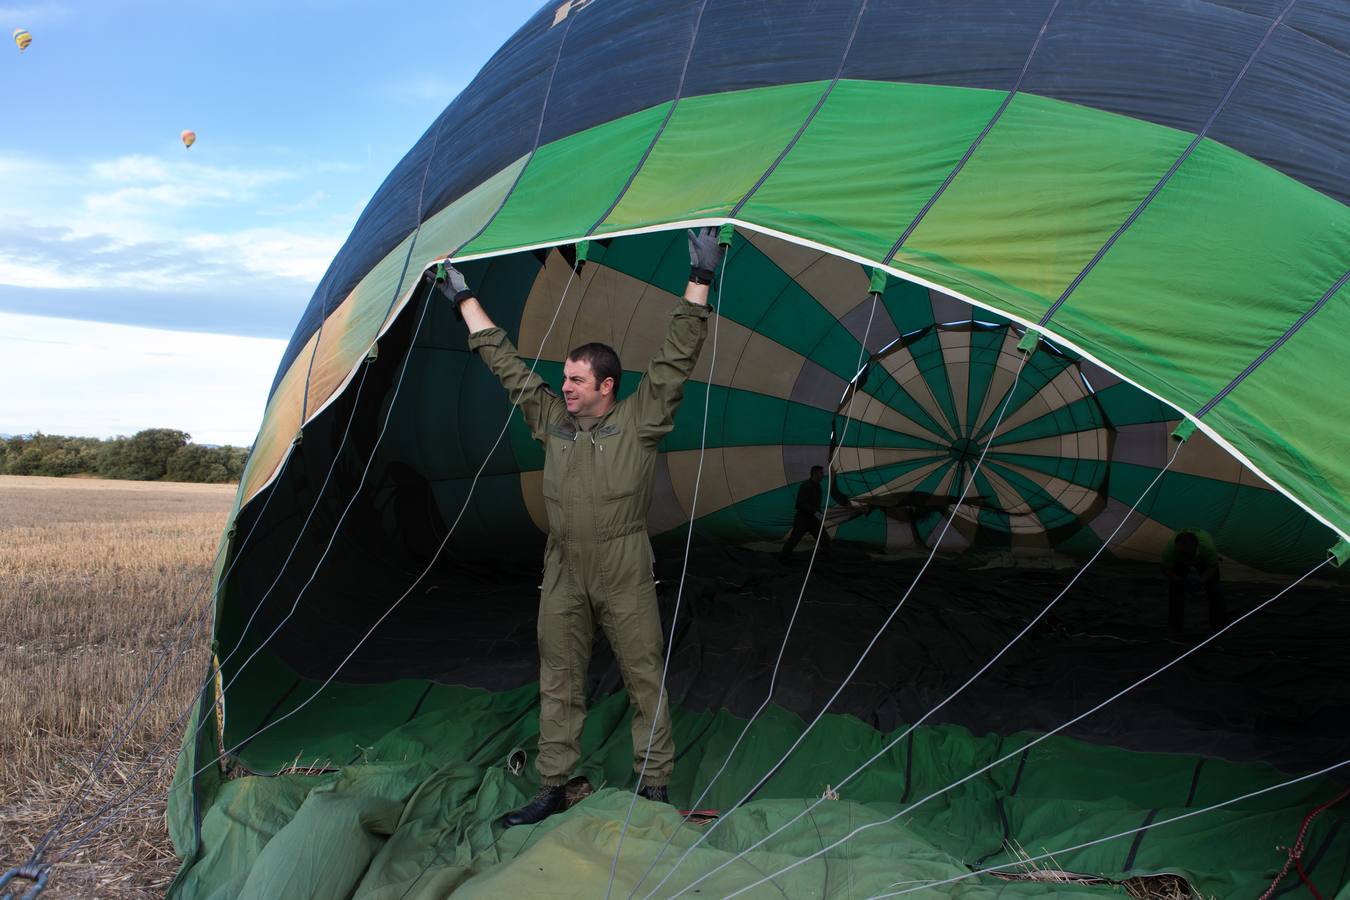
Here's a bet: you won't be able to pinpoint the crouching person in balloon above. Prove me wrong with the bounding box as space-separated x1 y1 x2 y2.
1162 528 1227 639
438 228 725 827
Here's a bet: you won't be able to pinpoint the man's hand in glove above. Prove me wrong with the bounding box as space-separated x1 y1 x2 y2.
435 263 495 333
687 226 726 286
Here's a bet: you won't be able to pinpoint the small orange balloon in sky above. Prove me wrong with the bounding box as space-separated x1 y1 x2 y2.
13 28 32 52
181 130 197 149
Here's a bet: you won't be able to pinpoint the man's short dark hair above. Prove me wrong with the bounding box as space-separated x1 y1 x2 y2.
810 465 825 476
567 342 622 392
1175 531 1199 551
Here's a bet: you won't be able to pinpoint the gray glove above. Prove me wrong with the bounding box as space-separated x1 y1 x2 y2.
434 263 475 320
441 264 473 301
687 227 725 285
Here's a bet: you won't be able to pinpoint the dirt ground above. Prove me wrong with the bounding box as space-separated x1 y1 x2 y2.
0 475 234 898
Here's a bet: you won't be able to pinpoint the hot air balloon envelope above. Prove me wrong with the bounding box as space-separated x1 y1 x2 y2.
180 130 196 149
168 3 1350 899
13 28 31 52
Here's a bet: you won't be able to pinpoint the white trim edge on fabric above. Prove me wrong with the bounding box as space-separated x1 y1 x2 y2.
241 215 1349 549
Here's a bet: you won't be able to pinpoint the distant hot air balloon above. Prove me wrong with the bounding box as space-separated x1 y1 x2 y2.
13 28 31 52
181 130 196 149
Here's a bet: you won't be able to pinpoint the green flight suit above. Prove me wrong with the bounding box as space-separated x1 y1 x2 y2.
467 298 710 787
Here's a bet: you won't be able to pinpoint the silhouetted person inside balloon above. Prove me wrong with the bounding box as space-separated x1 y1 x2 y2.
1162 528 1226 638
779 465 833 562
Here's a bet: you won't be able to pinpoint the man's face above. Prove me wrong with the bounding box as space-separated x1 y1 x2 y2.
562 357 613 417
810 468 825 483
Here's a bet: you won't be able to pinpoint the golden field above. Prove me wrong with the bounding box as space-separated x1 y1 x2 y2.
0 475 235 898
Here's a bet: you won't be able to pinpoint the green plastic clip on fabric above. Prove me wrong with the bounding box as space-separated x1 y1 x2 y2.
868 268 889 295
1017 327 1040 354
1172 419 1197 442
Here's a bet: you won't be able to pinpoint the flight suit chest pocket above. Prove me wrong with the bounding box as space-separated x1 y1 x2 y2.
542 424 577 501
593 424 636 500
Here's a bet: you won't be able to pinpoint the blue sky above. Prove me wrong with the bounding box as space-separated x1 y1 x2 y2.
0 0 544 443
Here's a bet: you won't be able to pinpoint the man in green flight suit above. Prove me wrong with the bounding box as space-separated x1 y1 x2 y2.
441 228 725 827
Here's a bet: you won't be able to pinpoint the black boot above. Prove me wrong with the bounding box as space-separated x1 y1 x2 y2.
638 783 669 804
501 785 566 827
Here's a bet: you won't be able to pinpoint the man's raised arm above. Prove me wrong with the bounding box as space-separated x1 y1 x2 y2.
441 264 562 440
633 227 726 442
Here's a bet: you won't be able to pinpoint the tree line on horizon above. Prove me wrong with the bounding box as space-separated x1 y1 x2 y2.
0 430 250 484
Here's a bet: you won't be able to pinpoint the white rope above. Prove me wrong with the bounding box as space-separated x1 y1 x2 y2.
624 288 882 899
184 261 579 783
36 103 455 863
79 334 388 837
30 537 230 861
29 377 327 861
48 360 391 859
605 246 733 899
644 347 1033 900
52 256 583 863
867 753 1350 898
666 436 1185 897
707 555 1333 900
189 360 380 717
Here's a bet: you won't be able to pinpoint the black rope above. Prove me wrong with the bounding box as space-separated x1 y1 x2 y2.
587 0 710 234
1038 0 1299 327
1010 746 1031 796
298 286 330 423
883 0 1061 264
729 0 870 218
1120 807 1159 871
1197 265 1350 417
1184 757 1206 808
900 731 915 803
452 13 577 257
974 797 1014 866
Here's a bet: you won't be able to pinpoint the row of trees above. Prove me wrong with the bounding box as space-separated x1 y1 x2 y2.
0 430 250 484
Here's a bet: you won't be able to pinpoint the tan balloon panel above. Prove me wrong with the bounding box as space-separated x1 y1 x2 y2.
972 333 1029 428
869 344 959 440
936 327 973 423
663 445 788 521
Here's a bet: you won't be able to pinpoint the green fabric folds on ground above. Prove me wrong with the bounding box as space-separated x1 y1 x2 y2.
172 685 1349 899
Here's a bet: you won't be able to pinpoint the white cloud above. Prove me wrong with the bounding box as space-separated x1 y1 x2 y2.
0 311 284 445
0 258 71 289
80 154 300 238
0 150 347 298
262 190 329 216
0 5 71 27
184 228 340 282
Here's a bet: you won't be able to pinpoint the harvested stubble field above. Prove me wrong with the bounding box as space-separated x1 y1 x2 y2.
0 475 234 898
